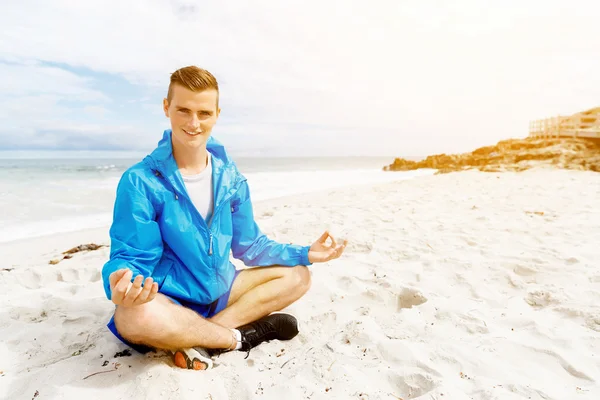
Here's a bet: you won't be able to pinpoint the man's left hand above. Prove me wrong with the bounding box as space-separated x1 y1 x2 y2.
308 231 348 264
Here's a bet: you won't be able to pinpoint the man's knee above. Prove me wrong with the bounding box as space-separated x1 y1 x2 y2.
113 300 159 343
290 265 311 294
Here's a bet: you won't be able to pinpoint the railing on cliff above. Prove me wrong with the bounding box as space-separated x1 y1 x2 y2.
529 108 600 138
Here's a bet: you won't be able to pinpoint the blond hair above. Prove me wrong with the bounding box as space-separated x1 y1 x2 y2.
167 66 219 105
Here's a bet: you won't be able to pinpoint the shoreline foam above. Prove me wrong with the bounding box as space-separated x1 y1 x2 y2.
0 168 435 244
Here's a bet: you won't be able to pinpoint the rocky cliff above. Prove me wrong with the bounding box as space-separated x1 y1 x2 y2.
384 137 600 174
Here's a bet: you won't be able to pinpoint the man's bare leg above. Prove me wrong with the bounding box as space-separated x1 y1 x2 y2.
209 265 312 329
113 294 236 351
113 265 311 351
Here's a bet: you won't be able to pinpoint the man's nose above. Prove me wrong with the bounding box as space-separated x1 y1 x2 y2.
188 114 200 129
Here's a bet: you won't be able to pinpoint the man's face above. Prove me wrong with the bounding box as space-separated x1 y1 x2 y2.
163 84 220 151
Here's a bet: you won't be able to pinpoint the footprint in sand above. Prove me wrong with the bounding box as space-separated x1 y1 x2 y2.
337 275 361 293
260 210 275 218
56 268 80 282
525 289 562 308
10 307 48 323
309 311 338 330
56 267 101 283
585 315 600 332
388 371 437 398
62 314 95 326
17 270 43 290
554 307 600 332
90 270 102 282
397 288 427 311
513 264 539 277
462 236 478 246
13 265 101 290
456 313 490 334
348 241 373 254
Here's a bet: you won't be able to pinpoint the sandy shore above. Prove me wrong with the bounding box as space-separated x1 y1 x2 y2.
1 167 599 400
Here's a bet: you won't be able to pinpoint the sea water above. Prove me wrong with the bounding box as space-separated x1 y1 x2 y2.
0 151 433 243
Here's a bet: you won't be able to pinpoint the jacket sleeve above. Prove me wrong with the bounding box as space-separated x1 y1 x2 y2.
230 180 312 267
101 171 164 300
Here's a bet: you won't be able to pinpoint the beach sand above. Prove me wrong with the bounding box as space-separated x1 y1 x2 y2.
1 167 599 399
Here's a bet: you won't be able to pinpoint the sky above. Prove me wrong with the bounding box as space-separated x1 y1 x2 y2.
0 0 598 157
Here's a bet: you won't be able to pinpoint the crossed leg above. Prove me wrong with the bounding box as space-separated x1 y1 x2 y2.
113 265 311 351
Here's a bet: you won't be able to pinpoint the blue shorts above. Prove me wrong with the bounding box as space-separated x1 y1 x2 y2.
107 269 241 354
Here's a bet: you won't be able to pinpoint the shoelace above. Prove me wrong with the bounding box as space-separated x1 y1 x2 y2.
239 321 274 359
212 320 278 360
241 339 252 359
207 340 253 359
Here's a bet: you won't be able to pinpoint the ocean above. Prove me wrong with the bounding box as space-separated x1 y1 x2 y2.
0 151 432 243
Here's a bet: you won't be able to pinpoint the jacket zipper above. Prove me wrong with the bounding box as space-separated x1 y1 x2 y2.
153 169 212 249
205 178 246 256
154 169 245 260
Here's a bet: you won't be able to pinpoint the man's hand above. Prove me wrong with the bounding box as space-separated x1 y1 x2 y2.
308 231 348 264
109 268 159 307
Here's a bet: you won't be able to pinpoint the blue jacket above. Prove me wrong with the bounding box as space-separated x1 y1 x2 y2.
102 130 311 304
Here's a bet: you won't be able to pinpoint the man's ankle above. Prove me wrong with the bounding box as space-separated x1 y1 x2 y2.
230 329 242 350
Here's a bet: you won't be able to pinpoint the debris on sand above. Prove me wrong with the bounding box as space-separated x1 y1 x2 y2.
114 349 132 358
62 243 106 255
49 243 106 265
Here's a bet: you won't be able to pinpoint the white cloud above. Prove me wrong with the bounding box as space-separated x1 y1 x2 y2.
0 117 149 150
83 105 110 118
0 0 599 155
0 63 108 100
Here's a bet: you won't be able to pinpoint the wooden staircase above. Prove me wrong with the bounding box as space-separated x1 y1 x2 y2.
529 107 600 138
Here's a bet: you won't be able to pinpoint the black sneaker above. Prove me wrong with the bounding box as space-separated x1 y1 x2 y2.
237 313 299 358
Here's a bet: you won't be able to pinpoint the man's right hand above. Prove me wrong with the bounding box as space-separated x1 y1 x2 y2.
109 268 159 307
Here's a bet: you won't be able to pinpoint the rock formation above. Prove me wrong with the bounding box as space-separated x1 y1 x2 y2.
384 137 600 174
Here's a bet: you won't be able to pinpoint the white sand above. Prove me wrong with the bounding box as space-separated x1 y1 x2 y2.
1 167 599 400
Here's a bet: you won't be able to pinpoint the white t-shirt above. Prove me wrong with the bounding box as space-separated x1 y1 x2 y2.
181 153 214 222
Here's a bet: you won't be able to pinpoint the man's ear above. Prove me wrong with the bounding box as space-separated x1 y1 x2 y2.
163 98 170 118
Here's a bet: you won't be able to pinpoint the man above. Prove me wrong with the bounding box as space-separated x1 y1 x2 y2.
102 66 347 370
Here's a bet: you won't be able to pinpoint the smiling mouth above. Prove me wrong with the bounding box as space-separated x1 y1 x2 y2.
183 129 202 136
